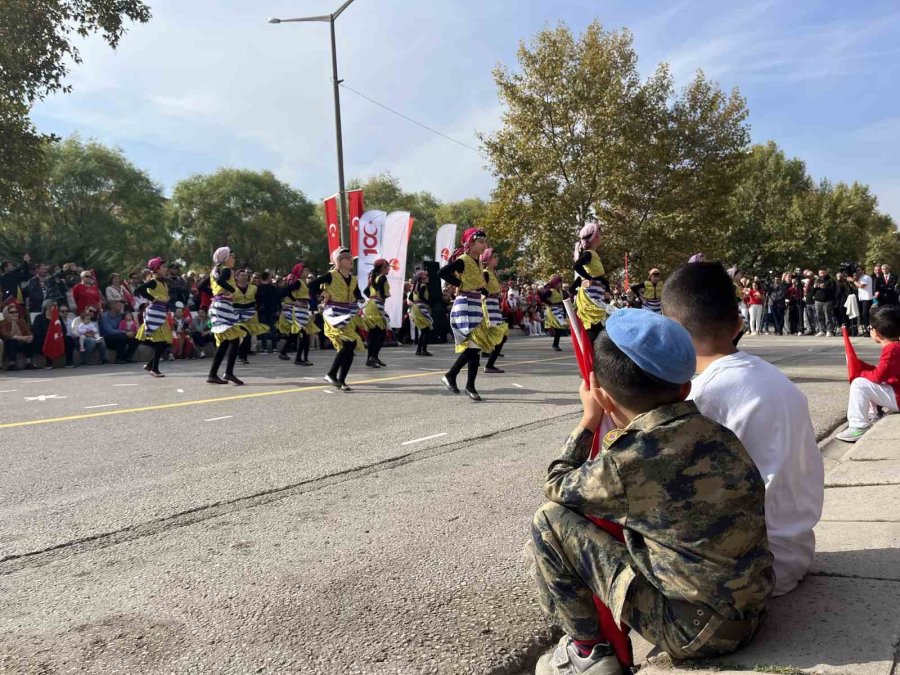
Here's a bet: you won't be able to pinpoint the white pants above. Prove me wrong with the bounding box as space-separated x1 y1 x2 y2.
847 378 899 429
749 305 763 334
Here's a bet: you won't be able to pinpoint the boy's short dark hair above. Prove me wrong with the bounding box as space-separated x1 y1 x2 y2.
871 305 900 339
662 262 738 340
593 332 683 412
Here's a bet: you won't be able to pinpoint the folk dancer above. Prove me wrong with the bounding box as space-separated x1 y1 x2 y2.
409 270 434 356
362 259 391 369
207 247 247 385
481 247 509 374
277 262 318 366
572 222 613 342
541 274 569 352
438 228 503 401
309 248 366 392
134 257 173 378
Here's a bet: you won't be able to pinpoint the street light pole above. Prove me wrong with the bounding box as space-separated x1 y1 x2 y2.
269 0 356 249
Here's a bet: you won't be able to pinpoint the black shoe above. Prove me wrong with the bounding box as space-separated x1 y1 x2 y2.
376 359 387 367
143 363 152 372
464 387 482 401
415 350 422 356
223 374 244 386
366 358 380 368
207 375 228 384
294 359 307 366
303 361 313 366
149 370 165 378
552 345 562 352
24 363 36 370
484 366 504 374
324 374 341 388
339 382 352 392
422 350 433 357
278 353 290 360
441 375 460 394
237 357 249 365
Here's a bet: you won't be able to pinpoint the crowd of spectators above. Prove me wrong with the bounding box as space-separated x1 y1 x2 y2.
0 254 897 372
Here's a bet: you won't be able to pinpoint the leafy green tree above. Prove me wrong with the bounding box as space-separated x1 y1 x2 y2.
0 0 151 207
171 169 323 273
481 21 750 279
0 136 167 278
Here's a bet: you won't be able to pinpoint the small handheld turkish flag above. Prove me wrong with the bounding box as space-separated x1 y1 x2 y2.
43 305 65 362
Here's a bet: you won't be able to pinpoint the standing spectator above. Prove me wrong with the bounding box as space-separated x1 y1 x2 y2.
835 272 853 333
856 264 875 335
24 263 55 323
803 270 818 335
787 276 804 335
31 299 75 368
256 271 280 354
0 303 36 370
747 281 766 335
873 264 884 291
875 264 898 306
105 273 135 310
166 263 189 309
813 268 837 337
99 300 139 363
0 254 32 306
73 306 109 365
769 275 787 336
72 271 103 315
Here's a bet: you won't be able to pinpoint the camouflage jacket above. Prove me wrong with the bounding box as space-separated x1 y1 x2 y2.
545 401 774 621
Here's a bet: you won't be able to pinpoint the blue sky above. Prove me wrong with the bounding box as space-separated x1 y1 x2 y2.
31 0 900 221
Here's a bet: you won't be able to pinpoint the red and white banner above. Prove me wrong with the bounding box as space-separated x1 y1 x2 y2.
324 194 341 256
382 211 414 329
435 223 457 268
347 190 364 258
357 209 387 290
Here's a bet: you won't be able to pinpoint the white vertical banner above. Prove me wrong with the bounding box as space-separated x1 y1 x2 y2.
382 210 414 329
356 210 387 292
435 223 457 269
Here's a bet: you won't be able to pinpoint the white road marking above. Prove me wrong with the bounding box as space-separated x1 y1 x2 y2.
401 432 447 446
112 383 138 387
19 378 51 383
84 403 118 409
177 389 184 393
323 389 335 395
204 415 233 422
512 383 525 389
0 389 18 394
416 368 441 372
303 377 316 381
24 394 67 401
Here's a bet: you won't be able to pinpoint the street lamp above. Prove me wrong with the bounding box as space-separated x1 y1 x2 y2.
268 0 356 248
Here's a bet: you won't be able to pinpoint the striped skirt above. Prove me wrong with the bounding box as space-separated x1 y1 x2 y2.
363 297 390 330
135 300 173 343
451 292 504 353
323 301 364 351
642 298 662 313
545 303 568 330
483 296 505 327
209 295 246 344
575 283 611 331
277 302 317 335
410 302 433 330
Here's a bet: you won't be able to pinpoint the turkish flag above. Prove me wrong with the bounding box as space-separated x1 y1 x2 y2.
324 194 341 256
43 305 65 362
347 190 365 258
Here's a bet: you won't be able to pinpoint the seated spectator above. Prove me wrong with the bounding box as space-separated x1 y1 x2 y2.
73 306 109 365
0 302 36 370
31 299 76 368
72 271 103 315
190 307 212 357
99 300 139 363
171 303 195 359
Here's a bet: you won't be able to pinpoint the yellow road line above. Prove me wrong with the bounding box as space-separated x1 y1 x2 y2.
0 355 574 430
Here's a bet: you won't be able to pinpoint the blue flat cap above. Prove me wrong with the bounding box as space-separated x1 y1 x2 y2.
605 309 696 384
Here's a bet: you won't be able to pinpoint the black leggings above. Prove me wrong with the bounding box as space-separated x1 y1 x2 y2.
239 333 252 359
416 328 430 352
296 332 311 363
368 327 385 362
328 341 356 382
145 341 167 373
280 334 297 356
486 336 507 369
553 329 564 349
447 347 480 390
210 338 239 378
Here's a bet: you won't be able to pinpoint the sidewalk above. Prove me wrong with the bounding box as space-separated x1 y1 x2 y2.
636 413 900 675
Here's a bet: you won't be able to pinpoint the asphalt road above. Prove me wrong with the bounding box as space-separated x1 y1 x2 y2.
0 332 882 674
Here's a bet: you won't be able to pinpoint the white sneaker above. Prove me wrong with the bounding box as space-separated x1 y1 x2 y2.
826 331 834 337
815 332 825 337
536 636 622 675
836 427 868 443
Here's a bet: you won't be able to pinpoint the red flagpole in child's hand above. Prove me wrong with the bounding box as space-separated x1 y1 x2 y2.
562 299 633 668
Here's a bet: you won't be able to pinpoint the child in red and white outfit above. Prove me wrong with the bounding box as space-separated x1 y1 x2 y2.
838 305 900 442
118 311 138 334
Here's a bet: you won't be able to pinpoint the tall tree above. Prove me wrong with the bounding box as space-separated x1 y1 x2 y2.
481 21 750 278
0 0 151 207
171 169 323 273
0 136 167 278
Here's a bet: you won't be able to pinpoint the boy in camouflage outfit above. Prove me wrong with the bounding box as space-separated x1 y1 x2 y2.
528 309 774 675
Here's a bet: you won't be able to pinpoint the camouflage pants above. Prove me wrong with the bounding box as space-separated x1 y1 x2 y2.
528 502 758 660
